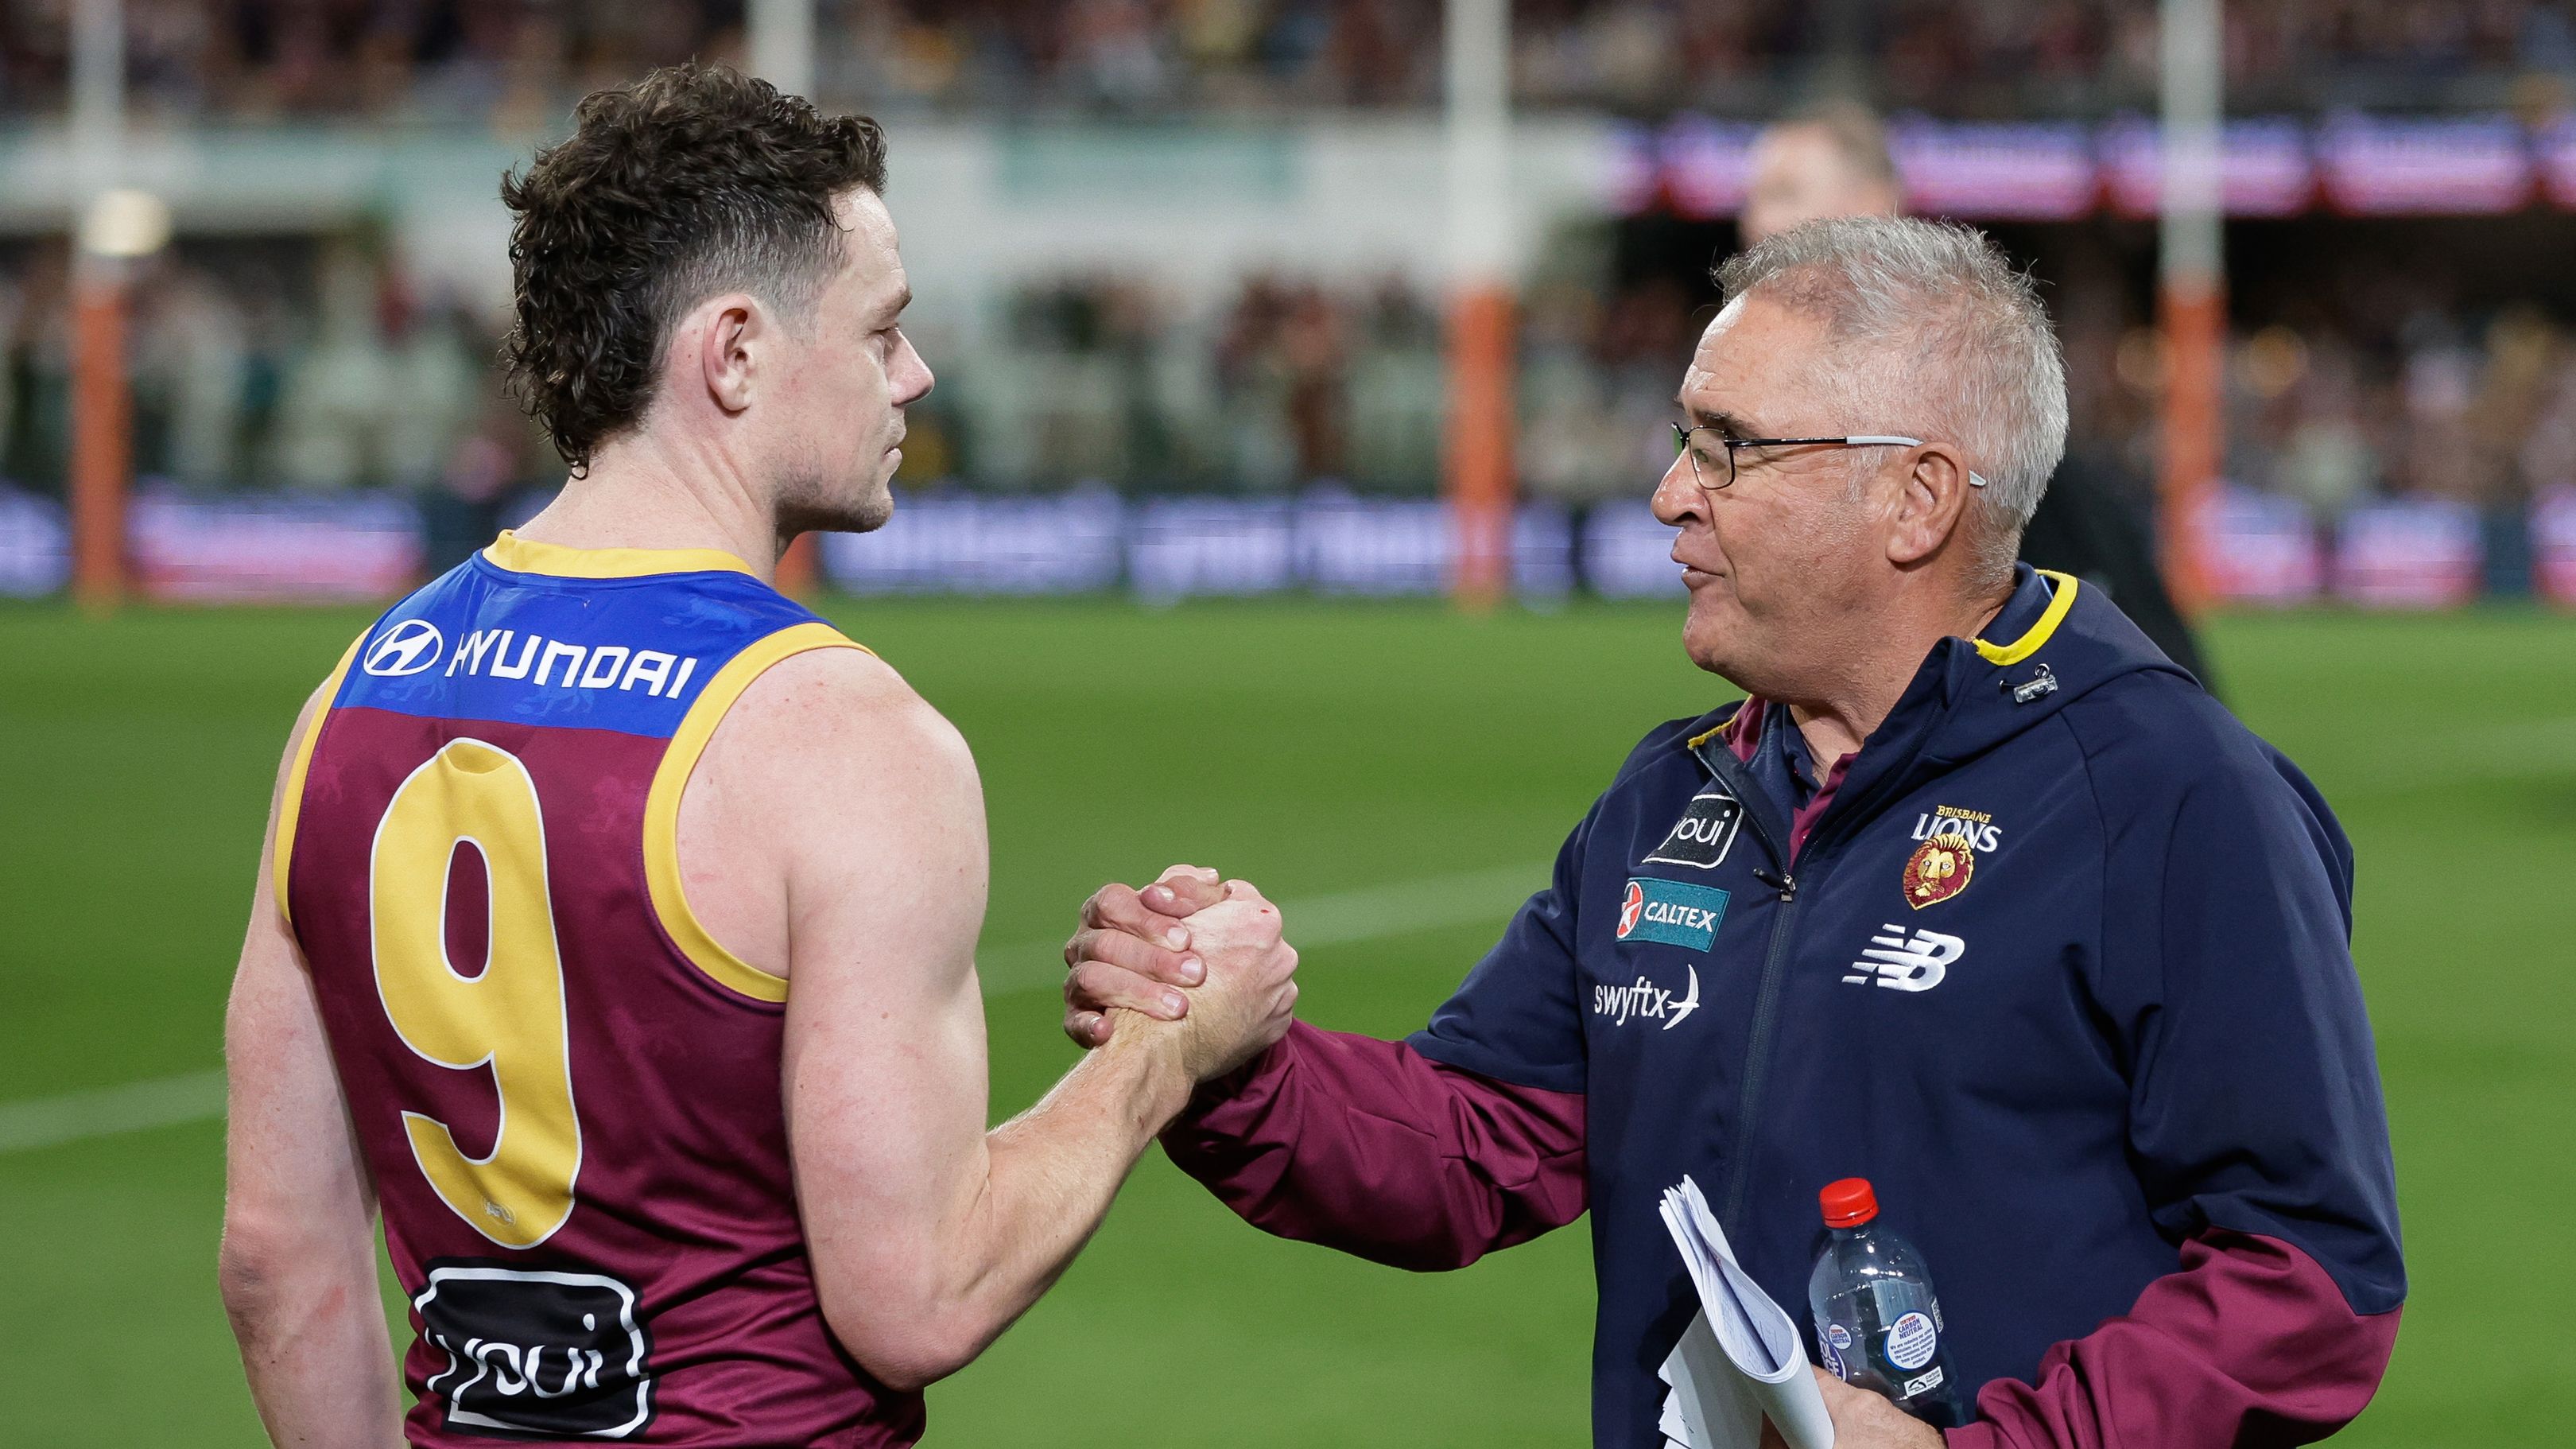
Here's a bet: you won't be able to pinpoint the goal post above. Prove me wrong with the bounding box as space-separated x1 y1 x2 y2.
1445 0 1515 612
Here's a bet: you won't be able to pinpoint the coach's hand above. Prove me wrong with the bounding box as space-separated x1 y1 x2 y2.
1063 864 1233 1047
1758 1368 1942 1449
1146 879 1300 1081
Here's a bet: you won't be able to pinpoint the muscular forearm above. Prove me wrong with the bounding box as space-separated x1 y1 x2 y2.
1947 1231 2399 1449
970 1020 1195 1299
221 1241 402 1447
1161 1021 1588 1270
852 1021 1193 1388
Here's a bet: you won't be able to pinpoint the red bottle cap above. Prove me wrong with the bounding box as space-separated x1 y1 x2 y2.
1820 1177 1879 1229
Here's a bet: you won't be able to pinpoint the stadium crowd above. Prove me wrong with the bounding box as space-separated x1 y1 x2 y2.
6 1 2576 121
0 231 2566 550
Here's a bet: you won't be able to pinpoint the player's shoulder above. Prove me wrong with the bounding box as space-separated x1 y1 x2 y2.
709 638 975 799
737 637 929 717
281 624 370 767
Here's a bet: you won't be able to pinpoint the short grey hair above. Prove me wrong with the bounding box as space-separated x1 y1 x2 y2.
1714 216 2067 581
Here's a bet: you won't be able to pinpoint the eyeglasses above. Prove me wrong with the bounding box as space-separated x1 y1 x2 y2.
1670 422 1989 492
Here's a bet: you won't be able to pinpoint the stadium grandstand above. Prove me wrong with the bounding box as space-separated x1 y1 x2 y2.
6 2 2576 118
4 2 2576 605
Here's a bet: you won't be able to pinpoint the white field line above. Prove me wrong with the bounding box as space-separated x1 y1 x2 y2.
0 864 1542 1156
2337 714 2576 794
976 861 1542 996
0 1069 229 1156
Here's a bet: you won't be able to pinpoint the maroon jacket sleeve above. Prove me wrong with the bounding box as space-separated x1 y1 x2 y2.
1946 1230 2401 1449
1158 1020 1588 1272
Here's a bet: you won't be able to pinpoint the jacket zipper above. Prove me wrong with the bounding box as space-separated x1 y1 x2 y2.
1693 744 1803 1235
1698 731 1927 1235
1723 870 1801 1233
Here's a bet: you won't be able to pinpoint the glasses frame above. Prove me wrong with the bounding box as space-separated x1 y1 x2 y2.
1670 422 1990 492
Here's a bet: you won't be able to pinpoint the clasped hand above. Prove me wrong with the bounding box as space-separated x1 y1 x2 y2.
1061 864 1299 1083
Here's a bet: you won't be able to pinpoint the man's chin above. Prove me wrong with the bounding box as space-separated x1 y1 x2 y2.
1680 597 1745 682
777 476 895 538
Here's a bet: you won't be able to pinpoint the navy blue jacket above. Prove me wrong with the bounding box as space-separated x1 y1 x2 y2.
1393 566 2407 1446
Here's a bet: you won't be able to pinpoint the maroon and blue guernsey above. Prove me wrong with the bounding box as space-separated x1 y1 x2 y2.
275 532 915 1446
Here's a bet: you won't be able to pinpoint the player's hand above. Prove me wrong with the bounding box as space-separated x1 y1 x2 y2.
1063 864 1232 1047
1770 1366 1943 1449
1151 879 1299 1082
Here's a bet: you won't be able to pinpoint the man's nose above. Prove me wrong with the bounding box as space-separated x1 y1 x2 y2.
1651 452 1704 528
894 334 935 405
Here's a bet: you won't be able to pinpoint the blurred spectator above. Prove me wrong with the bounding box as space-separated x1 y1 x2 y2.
1345 279 1445 490
1739 101 1902 245
0 245 73 496
132 265 250 488
0 234 517 507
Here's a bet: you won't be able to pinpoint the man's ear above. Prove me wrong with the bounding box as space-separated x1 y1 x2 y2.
1885 443 1976 567
694 293 763 415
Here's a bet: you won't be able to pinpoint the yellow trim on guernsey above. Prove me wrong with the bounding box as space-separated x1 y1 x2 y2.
642 621 875 1004
274 634 365 930
483 529 755 581
1972 569 2080 667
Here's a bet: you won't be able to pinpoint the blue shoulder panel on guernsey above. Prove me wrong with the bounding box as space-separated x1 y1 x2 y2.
333 550 830 740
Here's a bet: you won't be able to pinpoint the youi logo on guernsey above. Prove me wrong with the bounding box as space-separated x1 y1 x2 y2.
1615 878 1732 951
362 619 446 677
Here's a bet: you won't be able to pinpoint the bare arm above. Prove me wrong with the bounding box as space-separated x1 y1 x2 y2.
220 684 403 1447
709 651 1290 1391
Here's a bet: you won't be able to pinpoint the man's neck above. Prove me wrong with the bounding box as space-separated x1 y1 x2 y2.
1784 575 2019 771
512 433 782 585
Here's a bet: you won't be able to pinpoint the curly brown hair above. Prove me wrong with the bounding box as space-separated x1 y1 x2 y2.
499 64 888 472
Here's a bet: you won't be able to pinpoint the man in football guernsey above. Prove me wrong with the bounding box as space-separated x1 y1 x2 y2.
218 66 1298 1447
1065 220 2403 1448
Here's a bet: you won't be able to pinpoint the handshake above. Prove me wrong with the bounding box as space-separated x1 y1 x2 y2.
1058 865 1302 1085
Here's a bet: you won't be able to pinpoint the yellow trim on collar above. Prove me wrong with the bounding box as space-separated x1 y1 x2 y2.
642 622 875 1005
483 530 755 581
1685 701 1750 751
274 633 365 930
1973 570 2079 667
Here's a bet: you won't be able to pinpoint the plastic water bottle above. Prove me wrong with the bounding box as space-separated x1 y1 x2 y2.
1807 1178 1972 1428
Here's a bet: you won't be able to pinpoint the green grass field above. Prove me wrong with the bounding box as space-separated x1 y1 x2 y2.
1 598 2567 1445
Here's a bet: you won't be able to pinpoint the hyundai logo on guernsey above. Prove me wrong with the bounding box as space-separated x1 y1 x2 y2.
1614 877 1732 951
361 619 445 677
1845 926 1967 992
443 627 702 699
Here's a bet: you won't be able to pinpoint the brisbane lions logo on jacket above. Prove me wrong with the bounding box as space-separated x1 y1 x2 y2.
1901 806 1996 908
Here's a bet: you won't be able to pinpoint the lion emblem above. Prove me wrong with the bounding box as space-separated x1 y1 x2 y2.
1901 834 1975 909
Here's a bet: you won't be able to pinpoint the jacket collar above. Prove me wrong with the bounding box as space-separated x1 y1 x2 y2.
1680 565 2187 861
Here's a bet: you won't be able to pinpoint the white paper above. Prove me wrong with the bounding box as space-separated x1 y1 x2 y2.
1655 1175 1835 1449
